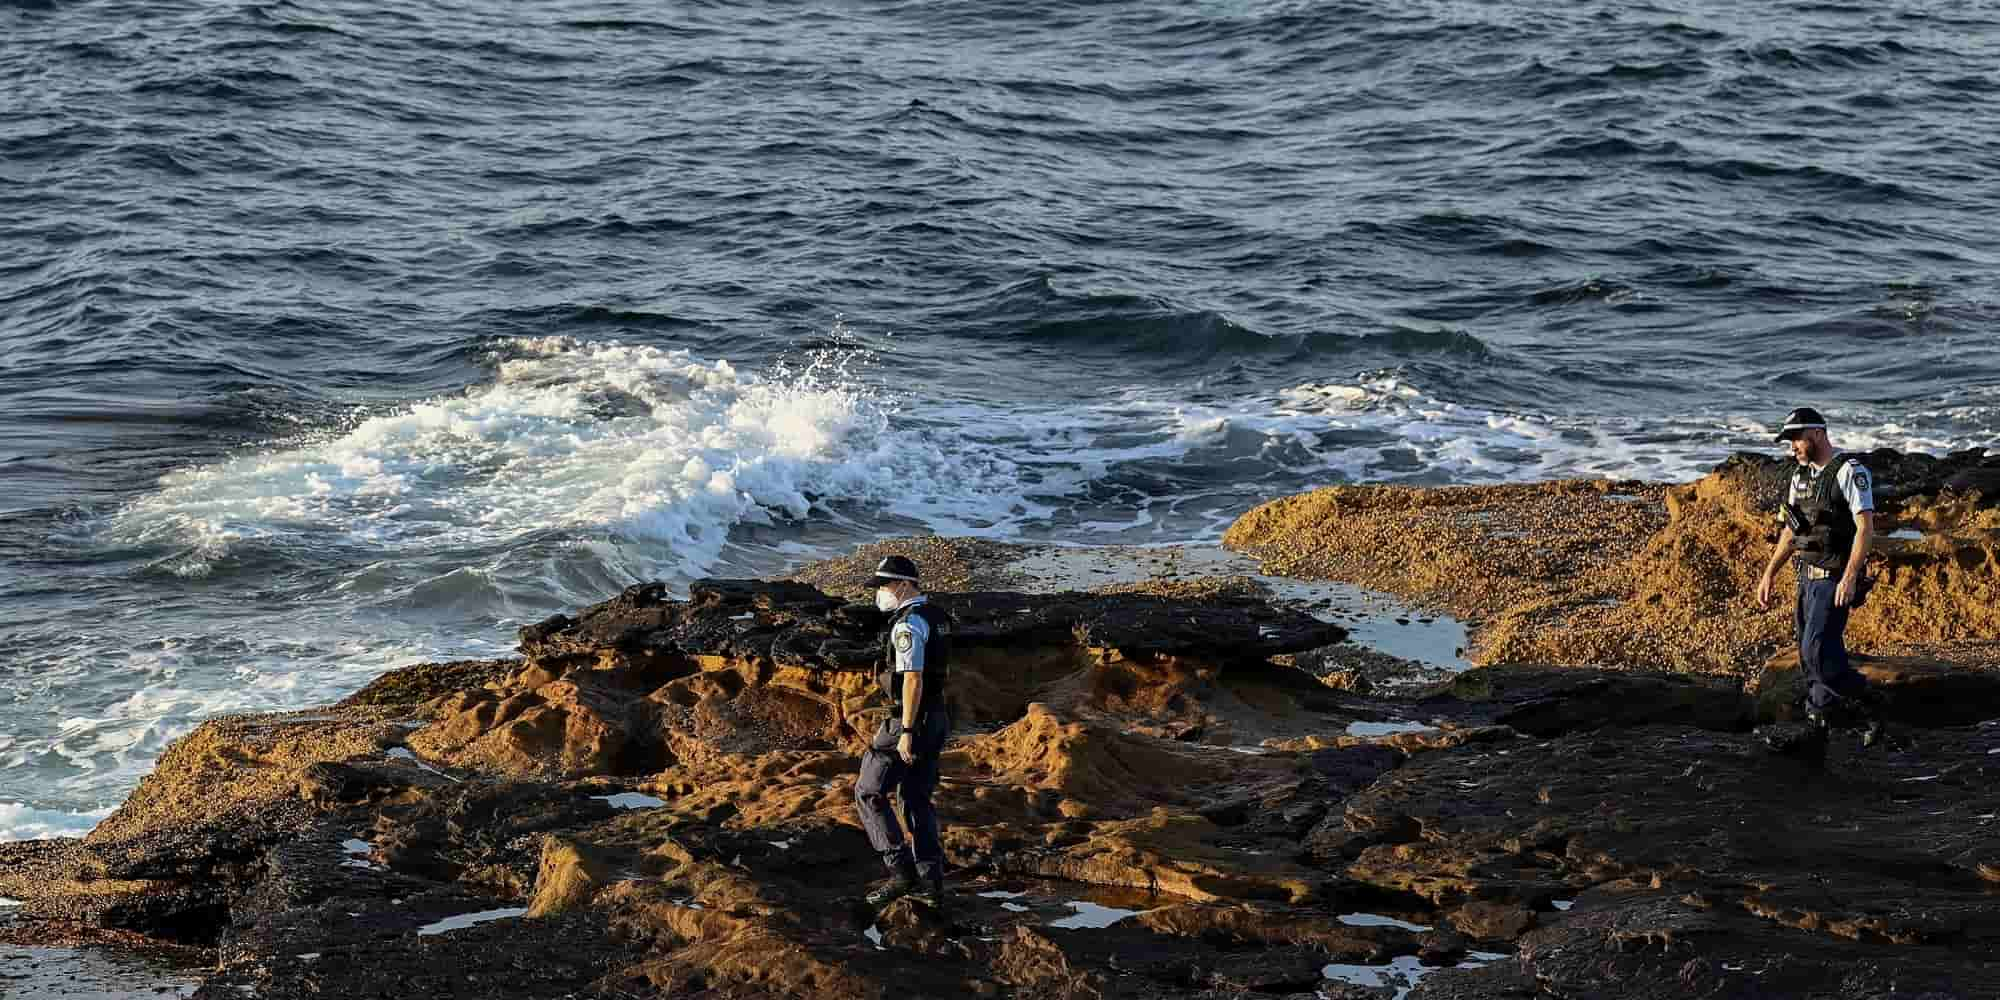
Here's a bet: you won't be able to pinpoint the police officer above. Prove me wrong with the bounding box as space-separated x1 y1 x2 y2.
1755 406 1885 755
854 555 953 907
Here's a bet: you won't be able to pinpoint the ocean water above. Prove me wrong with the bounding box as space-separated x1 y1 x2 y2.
3 0 1997 839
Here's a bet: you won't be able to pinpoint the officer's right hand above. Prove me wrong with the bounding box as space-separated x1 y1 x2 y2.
1755 572 1774 611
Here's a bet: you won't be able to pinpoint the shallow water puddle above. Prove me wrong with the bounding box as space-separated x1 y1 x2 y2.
1553 899 1575 911
594 792 666 809
1049 901 1145 929
1322 950 1512 999
976 884 1159 930
416 907 529 936
977 889 1036 912
1345 720 1439 738
1321 955 1427 994
0 945 204 999
385 746 462 783
1338 912 1432 931
863 924 884 950
1007 545 1473 671
340 837 379 870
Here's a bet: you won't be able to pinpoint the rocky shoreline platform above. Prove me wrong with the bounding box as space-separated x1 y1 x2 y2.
4 450 1998 999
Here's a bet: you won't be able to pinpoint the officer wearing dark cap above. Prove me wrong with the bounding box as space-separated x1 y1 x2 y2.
854 555 953 906
1755 407 1885 757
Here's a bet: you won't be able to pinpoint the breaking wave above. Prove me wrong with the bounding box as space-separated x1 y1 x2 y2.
104 335 1031 583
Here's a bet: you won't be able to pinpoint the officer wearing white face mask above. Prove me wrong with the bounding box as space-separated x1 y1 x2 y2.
853 555 954 907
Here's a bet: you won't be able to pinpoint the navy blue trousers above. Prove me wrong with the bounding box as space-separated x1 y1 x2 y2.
854 711 949 874
1796 575 1869 711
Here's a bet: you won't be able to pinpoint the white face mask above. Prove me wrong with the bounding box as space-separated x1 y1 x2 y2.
875 587 900 613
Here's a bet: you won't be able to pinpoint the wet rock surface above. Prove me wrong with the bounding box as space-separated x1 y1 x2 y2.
4 470 1998 999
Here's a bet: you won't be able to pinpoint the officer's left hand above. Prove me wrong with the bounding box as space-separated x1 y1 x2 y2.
1835 575 1857 608
897 730 916 764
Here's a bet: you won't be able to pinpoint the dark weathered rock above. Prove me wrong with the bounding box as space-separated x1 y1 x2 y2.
7 557 1997 999
519 577 1346 673
1431 665 1754 737
1508 886 1989 1000
1310 744 1406 795
1328 724 2000 995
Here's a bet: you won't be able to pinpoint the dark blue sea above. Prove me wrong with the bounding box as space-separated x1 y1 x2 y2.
2 0 1997 838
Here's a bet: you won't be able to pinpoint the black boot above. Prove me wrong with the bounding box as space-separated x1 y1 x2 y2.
866 854 921 907
1854 690 1892 749
1858 716 1886 749
1799 708 1831 771
916 861 946 909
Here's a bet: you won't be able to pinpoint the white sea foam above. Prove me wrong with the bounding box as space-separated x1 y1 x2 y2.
0 801 115 842
15 635 452 808
1010 374 1993 520
915 372 1816 542
106 336 1026 583
86 339 1991 591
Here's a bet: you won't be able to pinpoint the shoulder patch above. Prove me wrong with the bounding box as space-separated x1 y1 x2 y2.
893 630 914 653
1851 466 1871 490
